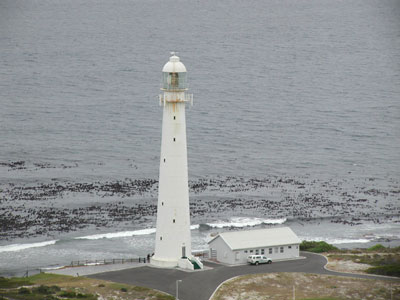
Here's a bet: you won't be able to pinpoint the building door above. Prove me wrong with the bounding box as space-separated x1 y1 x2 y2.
210 248 217 259
235 252 240 261
182 246 186 258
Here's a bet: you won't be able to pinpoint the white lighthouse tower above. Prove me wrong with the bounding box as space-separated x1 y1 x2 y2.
151 53 202 270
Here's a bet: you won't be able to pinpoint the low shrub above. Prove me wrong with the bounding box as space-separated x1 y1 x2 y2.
50 285 61 292
18 287 31 294
368 244 386 251
33 285 54 294
59 290 77 298
366 264 400 277
300 241 339 253
120 287 128 292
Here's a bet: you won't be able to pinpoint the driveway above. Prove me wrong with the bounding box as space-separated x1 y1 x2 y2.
89 252 398 300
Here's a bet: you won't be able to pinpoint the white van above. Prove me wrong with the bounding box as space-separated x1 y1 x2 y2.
247 255 272 265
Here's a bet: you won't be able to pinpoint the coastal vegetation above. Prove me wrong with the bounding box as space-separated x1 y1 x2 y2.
325 244 400 277
210 272 399 300
300 241 339 253
0 273 173 300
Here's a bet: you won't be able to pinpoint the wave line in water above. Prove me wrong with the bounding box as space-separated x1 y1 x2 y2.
302 237 371 244
0 240 58 253
75 228 157 240
75 225 201 240
205 217 287 228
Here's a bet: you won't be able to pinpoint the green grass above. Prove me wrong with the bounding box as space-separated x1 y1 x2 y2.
0 276 33 288
300 298 342 300
29 273 82 284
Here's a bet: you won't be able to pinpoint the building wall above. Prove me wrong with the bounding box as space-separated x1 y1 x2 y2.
209 237 300 265
209 237 236 265
240 244 300 263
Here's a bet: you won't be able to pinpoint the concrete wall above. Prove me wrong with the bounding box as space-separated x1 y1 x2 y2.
209 237 300 265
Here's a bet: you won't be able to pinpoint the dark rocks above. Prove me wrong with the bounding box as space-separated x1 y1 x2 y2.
0 175 398 241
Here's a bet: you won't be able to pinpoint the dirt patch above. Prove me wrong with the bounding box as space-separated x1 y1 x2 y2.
211 272 400 300
325 251 400 276
326 257 371 274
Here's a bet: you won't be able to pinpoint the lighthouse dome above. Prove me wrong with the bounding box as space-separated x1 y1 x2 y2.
162 53 188 90
162 54 187 73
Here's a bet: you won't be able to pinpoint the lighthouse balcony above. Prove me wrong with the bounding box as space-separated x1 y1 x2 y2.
159 93 193 106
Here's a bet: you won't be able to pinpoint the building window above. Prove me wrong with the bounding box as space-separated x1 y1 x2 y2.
288 245 292 249
280 247 284 253
250 250 253 253
255 249 259 255
244 250 248 253
269 248 272 254
173 138 176 142
164 158 166 162
160 236 162 241
162 202 164 206
173 219 175 223
261 249 265 255
173 116 176 120
274 247 278 253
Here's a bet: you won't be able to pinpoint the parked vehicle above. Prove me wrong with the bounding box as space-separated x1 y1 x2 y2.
247 255 272 265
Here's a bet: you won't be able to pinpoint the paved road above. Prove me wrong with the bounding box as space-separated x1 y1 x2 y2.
89 252 399 300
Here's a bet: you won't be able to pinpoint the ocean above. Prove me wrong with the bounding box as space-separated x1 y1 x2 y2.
0 0 399 276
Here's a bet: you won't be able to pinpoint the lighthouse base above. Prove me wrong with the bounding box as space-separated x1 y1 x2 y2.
151 256 203 270
150 256 179 268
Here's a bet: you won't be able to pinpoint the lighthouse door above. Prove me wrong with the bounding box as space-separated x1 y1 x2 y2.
182 246 186 258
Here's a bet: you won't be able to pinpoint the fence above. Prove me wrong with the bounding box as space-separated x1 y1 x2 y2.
69 257 148 267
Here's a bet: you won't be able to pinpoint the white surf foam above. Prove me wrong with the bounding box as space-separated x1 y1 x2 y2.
0 240 58 253
302 237 371 245
40 265 66 271
76 225 201 240
206 217 287 228
75 228 157 240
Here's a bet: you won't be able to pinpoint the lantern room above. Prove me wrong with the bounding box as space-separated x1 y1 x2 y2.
162 53 188 91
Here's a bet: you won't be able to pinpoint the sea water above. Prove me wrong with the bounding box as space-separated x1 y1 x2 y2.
0 0 399 276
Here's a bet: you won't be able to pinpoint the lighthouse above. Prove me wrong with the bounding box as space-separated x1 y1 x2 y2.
151 53 202 270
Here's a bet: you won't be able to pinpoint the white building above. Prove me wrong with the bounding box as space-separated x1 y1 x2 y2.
208 227 301 265
151 54 202 270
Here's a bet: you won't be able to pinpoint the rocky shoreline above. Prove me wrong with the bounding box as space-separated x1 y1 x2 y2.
1 169 399 241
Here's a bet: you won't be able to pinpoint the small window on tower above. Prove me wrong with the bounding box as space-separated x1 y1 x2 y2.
162 202 164 206
164 158 166 163
173 219 175 223
173 138 176 142
160 236 162 241
173 116 176 120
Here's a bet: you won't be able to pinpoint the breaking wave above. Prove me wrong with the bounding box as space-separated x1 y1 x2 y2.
75 228 157 240
302 237 371 245
204 217 287 229
75 224 201 240
0 240 58 253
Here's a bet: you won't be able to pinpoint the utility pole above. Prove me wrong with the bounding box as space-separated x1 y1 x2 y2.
176 279 182 300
